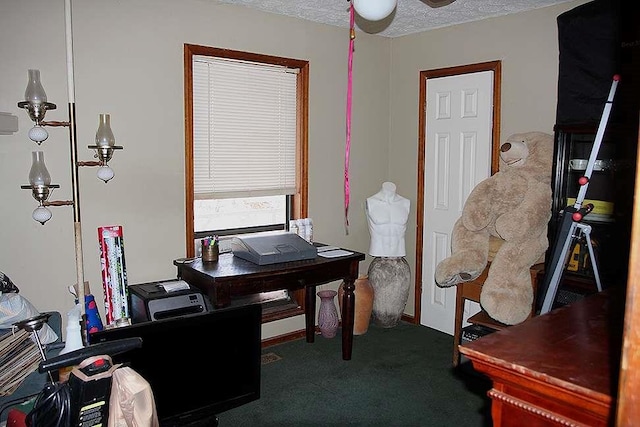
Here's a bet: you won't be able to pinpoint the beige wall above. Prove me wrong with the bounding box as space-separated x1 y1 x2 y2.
0 0 390 338
0 0 588 339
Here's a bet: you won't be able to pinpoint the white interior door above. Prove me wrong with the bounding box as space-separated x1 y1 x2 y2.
420 71 494 334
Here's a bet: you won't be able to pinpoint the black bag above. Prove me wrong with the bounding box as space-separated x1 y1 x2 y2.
555 0 621 126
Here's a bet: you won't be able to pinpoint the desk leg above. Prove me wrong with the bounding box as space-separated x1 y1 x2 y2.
305 285 316 343
341 278 355 361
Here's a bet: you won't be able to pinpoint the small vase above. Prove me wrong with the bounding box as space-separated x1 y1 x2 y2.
338 275 374 335
317 290 339 338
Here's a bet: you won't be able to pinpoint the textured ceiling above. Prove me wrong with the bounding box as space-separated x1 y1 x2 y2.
215 0 576 38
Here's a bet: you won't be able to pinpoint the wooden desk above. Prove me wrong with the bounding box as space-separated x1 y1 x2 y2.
174 248 365 360
459 288 624 426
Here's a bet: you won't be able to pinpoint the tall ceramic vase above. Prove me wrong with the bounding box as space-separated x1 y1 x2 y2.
338 275 375 335
368 257 411 328
317 290 339 338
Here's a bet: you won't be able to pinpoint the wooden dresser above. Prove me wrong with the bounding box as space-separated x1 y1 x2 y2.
459 288 624 426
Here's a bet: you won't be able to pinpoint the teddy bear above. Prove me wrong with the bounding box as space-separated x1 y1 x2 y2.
434 131 554 325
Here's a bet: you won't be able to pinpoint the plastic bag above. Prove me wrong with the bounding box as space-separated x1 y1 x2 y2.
108 366 159 427
0 293 58 344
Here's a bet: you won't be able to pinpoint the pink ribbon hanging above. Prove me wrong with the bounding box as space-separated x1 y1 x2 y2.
344 2 355 234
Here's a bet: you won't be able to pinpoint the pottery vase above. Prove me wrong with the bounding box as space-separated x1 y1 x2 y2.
368 257 411 328
338 275 374 335
317 290 339 338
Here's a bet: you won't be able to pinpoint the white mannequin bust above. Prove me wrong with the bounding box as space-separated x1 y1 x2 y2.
365 182 410 257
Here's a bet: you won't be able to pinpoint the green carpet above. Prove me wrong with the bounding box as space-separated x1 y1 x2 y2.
218 321 492 427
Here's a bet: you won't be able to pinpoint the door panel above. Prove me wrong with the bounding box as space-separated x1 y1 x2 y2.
420 71 494 334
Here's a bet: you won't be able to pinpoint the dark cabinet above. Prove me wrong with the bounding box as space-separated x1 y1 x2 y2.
544 124 637 306
544 0 640 310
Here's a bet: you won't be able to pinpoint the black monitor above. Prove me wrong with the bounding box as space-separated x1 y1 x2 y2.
89 303 262 426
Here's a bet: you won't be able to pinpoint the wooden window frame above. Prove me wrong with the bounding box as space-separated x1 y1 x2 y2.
183 44 310 322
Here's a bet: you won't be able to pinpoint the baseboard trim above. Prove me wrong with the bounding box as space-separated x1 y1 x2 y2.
261 313 417 348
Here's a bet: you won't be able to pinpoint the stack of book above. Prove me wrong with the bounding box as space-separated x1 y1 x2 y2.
0 329 41 396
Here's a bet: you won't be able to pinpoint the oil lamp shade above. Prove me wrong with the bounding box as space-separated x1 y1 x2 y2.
24 69 47 104
95 114 115 147
29 151 51 187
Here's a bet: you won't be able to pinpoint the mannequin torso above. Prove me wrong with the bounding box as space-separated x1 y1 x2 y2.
366 182 410 257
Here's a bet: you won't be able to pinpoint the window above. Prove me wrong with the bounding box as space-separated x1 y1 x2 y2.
184 44 309 258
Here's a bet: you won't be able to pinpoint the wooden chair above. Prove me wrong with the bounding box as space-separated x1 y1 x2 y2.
452 262 543 367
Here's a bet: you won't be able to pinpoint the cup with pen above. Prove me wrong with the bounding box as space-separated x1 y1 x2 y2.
201 235 219 263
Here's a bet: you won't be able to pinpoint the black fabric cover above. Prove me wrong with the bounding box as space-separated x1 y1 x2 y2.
555 0 621 126
0 271 19 293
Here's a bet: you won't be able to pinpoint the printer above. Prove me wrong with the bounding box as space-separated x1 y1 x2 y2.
128 280 209 323
231 231 317 265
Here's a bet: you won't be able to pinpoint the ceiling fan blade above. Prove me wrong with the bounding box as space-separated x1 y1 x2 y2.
421 0 457 8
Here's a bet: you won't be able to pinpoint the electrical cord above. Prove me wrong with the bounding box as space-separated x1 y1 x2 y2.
25 381 71 427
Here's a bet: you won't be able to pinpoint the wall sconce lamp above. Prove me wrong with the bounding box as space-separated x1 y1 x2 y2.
18 70 123 225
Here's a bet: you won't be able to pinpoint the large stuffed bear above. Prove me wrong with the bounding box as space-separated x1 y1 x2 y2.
435 131 554 325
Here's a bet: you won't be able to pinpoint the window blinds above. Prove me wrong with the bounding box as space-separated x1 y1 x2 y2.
192 55 298 199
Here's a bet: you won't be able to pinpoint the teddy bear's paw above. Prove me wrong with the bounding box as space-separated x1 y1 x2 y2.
480 286 531 326
435 274 461 287
435 260 482 287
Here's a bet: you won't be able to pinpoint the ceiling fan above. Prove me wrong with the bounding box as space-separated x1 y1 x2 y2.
421 0 458 7
352 0 457 21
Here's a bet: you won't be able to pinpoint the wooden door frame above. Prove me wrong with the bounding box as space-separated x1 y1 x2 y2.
413 60 502 324
616 118 640 423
